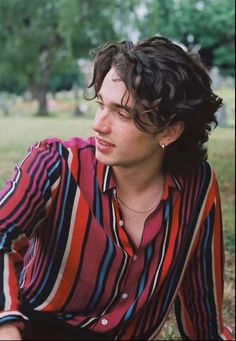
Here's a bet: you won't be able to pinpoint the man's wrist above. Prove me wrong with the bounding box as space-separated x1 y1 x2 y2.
0 323 22 340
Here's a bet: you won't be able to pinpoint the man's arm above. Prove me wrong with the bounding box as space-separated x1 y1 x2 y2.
174 172 233 340
0 324 22 340
0 140 62 332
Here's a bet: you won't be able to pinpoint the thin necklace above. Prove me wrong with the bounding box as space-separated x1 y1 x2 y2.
117 185 164 214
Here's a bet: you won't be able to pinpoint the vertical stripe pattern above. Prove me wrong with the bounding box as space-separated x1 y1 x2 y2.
0 137 233 339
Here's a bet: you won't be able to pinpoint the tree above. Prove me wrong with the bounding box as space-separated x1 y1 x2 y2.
137 0 235 76
0 0 144 115
0 0 78 115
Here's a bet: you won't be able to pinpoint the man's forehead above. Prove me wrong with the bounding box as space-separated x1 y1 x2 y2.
104 67 122 83
99 68 134 107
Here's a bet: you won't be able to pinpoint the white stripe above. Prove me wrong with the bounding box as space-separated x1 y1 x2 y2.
34 186 81 310
0 168 21 206
17 141 40 169
51 177 61 192
20 237 39 289
148 216 170 299
173 176 182 190
3 255 11 309
103 166 110 192
111 200 121 247
0 310 28 320
80 316 98 328
0 142 40 206
67 148 73 169
45 177 61 208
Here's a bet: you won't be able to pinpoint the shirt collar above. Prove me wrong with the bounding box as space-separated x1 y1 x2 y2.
97 162 183 195
162 173 183 200
97 162 116 193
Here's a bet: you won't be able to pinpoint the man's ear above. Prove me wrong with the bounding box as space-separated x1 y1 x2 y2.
159 121 185 147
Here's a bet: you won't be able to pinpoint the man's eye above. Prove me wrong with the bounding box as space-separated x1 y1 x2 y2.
117 111 131 120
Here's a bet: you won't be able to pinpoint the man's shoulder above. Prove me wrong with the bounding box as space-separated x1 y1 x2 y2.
181 160 215 180
175 161 216 193
32 136 95 155
27 137 96 170
37 136 94 149
63 136 95 151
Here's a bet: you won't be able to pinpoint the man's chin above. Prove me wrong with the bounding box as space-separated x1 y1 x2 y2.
95 153 114 166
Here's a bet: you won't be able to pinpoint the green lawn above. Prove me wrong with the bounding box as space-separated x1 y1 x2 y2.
0 116 235 339
0 116 93 186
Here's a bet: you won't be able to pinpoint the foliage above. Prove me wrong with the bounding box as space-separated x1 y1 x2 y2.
0 0 143 114
0 0 234 115
0 0 77 115
138 0 235 76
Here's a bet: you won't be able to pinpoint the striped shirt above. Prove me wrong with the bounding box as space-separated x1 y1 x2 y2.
0 137 233 340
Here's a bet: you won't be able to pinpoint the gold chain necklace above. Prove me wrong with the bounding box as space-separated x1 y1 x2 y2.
117 186 164 214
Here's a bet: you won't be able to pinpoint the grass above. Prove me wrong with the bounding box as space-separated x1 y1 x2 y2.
0 116 93 185
0 116 235 339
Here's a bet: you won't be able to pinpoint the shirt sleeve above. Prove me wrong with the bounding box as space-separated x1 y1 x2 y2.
0 139 62 329
174 169 233 340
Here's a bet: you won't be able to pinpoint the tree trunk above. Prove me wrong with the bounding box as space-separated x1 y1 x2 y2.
37 89 48 116
35 50 50 116
73 83 83 116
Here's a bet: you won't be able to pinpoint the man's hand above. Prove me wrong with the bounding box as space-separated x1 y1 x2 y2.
0 324 22 340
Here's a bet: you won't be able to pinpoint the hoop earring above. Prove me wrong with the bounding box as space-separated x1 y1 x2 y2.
161 143 165 150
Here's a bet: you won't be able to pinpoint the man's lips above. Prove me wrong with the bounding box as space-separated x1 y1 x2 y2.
96 137 116 147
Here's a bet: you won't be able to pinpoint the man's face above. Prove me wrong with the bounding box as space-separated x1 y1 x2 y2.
92 68 162 169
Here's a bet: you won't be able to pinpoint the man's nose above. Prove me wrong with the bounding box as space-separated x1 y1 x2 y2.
92 110 111 134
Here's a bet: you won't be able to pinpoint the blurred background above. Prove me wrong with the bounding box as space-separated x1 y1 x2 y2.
0 0 235 339
0 0 234 118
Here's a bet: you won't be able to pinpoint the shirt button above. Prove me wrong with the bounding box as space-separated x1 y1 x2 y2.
119 220 124 227
133 255 138 261
122 293 128 299
101 318 108 325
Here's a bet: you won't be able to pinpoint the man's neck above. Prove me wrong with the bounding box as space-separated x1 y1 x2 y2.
112 162 164 196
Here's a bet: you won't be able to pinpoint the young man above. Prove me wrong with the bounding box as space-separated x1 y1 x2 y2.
0 37 233 340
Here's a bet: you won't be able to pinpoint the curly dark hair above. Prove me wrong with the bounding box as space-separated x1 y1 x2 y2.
87 36 223 176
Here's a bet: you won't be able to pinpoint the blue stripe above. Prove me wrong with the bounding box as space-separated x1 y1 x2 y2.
30 171 72 304
87 239 114 310
0 315 25 324
137 245 153 295
124 244 154 321
95 181 101 224
42 160 61 196
42 179 50 196
48 159 61 176
202 214 213 335
0 225 16 249
164 201 170 220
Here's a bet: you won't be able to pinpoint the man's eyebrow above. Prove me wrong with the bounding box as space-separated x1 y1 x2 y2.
97 93 132 112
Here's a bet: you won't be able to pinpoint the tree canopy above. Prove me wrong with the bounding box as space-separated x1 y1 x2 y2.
138 0 235 74
0 0 234 115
